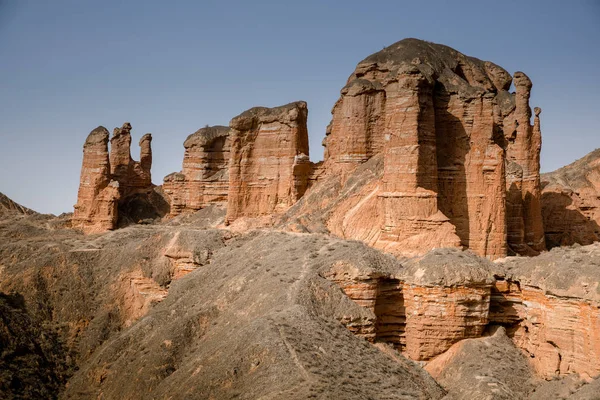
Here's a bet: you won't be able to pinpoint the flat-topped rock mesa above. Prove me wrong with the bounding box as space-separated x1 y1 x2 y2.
283 38 545 260
541 148 600 248
163 125 231 216
226 101 311 223
73 123 162 233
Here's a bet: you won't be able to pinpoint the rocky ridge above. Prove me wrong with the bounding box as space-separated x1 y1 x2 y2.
541 148 600 248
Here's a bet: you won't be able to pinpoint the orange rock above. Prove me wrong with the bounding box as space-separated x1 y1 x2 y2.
73 123 156 233
163 125 231 216
110 123 153 198
290 38 546 260
401 249 495 361
72 127 120 233
226 101 311 223
492 245 600 378
505 75 546 255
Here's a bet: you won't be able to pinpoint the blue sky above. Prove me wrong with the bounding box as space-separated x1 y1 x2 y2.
0 0 599 214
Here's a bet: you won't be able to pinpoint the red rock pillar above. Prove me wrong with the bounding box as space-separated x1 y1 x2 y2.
73 126 120 233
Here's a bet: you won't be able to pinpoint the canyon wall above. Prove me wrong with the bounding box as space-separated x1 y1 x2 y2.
73 123 156 233
226 101 311 223
327 243 600 379
491 245 600 378
163 125 231 216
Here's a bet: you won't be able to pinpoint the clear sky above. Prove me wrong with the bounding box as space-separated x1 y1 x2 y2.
0 0 599 214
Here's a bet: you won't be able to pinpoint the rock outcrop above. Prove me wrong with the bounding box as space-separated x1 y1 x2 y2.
491 244 600 379
226 101 311 224
72 127 120 233
282 38 545 260
324 248 495 362
505 79 546 256
73 123 158 233
401 249 495 361
163 125 231 216
541 148 600 248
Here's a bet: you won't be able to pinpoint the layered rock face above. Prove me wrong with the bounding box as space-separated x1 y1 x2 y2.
163 125 231 216
491 244 600 378
226 101 311 223
541 149 600 248
313 38 545 259
325 248 495 362
109 123 153 198
72 127 120 233
505 77 546 255
73 123 155 233
401 250 494 361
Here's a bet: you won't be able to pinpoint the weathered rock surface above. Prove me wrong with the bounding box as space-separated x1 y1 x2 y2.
401 249 495 360
72 126 120 233
505 81 546 256
226 101 311 224
163 125 231 216
283 38 545 260
491 244 600 379
541 149 600 248
73 123 164 233
425 326 537 399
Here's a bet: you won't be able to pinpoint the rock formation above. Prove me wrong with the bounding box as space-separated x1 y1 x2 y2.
73 123 156 233
541 148 600 248
401 249 495 361
324 248 495 362
491 244 600 379
109 123 153 198
163 125 231 216
226 101 311 223
505 77 546 256
72 126 120 233
278 38 548 260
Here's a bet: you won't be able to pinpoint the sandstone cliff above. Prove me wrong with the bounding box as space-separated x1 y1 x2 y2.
72 126 120 233
73 123 164 233
226 101 311 224
492 244 600 379
282 38 545 260
541 148 600 248
163 125 231 216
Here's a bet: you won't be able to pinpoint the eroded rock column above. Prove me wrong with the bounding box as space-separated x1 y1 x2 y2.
505 73 545 255
226 101 311 223
72 127 120 233
163 126 231 216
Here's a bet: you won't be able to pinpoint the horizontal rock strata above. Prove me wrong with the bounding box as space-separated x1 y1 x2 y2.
226 101 311 223
163 125 231 216
280 38 546 260
73 123 156 233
